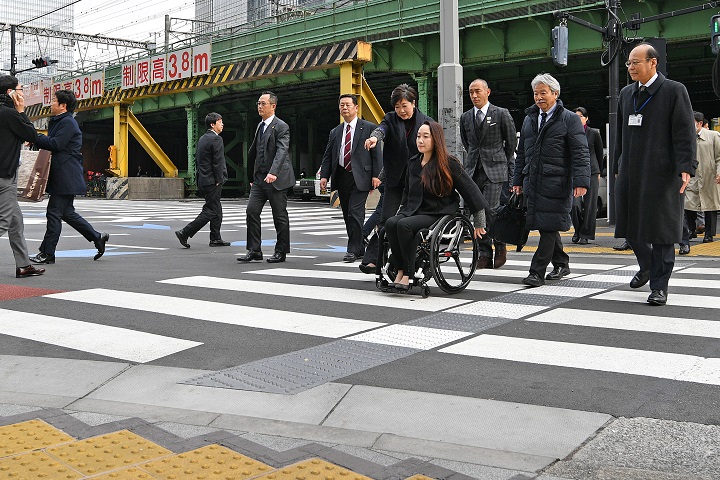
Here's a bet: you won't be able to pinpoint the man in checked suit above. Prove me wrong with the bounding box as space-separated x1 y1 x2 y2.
461 79 516 269
320 94 382 262
238 91 295 264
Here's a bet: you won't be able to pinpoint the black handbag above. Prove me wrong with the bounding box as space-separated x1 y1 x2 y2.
488 192 530 251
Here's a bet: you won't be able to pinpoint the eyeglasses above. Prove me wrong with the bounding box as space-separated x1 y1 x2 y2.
14 88 23 91
257 101 273 106
625 58 651 67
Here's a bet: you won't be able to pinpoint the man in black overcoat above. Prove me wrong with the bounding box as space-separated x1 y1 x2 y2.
613 43 696 306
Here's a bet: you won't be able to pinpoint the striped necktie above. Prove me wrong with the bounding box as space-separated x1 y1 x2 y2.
342 123 352 171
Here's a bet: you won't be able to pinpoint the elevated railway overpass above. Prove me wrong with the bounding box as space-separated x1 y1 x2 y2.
26 0 719 197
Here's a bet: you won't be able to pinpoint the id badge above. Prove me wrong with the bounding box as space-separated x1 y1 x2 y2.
628 114 643 127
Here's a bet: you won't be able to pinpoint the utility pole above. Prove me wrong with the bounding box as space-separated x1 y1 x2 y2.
437 0 463 159
10 24 16 76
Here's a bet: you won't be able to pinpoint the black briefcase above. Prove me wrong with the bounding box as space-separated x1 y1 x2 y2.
488 192 530 251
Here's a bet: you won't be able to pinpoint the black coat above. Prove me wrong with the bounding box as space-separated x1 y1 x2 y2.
34 112 87 196
374 109 433 187
513 100 590 231
195 129 227 188
613 73 696 244
0 97 37 179
399 154 487 218
586 126 603 176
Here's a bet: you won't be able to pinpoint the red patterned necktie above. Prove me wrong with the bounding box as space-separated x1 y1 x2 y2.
343 123 352 171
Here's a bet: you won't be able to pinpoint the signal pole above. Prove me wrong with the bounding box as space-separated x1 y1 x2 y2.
437 0 463 159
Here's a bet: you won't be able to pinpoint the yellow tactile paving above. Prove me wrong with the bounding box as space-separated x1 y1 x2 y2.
404 476 436 480
0 450 82 479
88 467 157 479
0 419 75 457
47 430 171 476
253 458 373 480
143 444 272 480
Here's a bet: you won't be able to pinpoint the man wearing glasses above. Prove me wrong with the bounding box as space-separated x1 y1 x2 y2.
613 43 696 306
238 91 294 263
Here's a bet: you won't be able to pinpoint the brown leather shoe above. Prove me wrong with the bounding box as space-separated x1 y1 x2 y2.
476 256 493 269
493 244 507 269
16 265 45 278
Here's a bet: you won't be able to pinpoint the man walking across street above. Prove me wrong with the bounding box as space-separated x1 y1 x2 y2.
30 89 109 264
613 43 696 306
176 112 230 248
320 94 381 262
0 75 45 278
238 91 294 264
460 78 516 269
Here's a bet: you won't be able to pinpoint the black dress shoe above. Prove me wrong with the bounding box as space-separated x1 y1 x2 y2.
394 283 410 292
522 272 545 287
613 241 632 251
577 238 589 245
29 252 55 264
209 239 231 247
630 270 650 289
16 265 45 278
359 263 376 274
343 253 358 262
679 244 690 255
267 252 286 263
703 236 714 243
647 289 667 306
94 233 109 260
175 230 190 248
546 266 571 280
571 233 579 243
237 250 263 262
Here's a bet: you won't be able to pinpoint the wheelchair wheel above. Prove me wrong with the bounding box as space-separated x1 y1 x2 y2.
429 214 478 293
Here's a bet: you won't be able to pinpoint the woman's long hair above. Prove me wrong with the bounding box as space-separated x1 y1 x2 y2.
421 121 454 197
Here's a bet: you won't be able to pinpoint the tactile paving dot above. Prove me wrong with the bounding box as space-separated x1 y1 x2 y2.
348 324 471 350
0 419 75 456
47 430 171 476
252 457 372 480
0 450 81 479
143 444 272 479
88 467 156 479
447 301 547 319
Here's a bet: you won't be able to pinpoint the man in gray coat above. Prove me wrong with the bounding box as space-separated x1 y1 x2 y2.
614 43 696 306
513 73 590 287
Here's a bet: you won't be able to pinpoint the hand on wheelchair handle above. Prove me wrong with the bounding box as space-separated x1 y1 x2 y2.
473 227 485 239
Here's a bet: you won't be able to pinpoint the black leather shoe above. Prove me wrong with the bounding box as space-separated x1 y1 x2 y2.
679 244 690 255
343 253 358 263
175 230 190 248
29 253 55 264
522 272 545 287
571 233 579 243
16 265 45 278
359 263 376 274
394 283 410 293
647 289 667 306
237 251 263 262
546 266 571 280
703 236 714 243
209 239 231 247
613 241 632 251
267 252 286 263
577 238 589 245
94 233 109 260
630 270 650 289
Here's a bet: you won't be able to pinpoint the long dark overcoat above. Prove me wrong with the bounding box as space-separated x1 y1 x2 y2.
613 73 696 244
513 100 590 231
34 112 87 196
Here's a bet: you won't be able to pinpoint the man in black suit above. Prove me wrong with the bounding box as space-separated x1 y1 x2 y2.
320 94 381 262
175 112 229 248
238 91 294 264
460 79 516 269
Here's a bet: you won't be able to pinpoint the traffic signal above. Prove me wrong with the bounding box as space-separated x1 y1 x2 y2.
30 56 56 68
712 15 720 55
552 25 569 67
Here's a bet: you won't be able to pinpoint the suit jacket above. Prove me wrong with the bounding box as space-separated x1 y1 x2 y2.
34 112 86 196
460 103 516 183
196 129 227 188
320 118 381 191
247 116 294 190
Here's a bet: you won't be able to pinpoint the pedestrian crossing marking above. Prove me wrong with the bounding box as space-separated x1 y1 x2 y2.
45 288 385 338
0 308 201 363
592 290 720 309
347 325 472 349
447 301 548 318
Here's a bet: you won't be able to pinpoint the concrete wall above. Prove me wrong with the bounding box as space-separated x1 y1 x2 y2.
106 177 185 200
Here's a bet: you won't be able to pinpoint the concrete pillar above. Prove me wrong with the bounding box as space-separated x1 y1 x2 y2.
437 0 463 159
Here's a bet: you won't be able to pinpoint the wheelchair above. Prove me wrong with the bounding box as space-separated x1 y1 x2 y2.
375 211 479 298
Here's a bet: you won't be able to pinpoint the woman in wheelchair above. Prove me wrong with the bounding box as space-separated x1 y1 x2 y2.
384 121 488 292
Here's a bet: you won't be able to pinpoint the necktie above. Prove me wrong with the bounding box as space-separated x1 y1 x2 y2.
256 122 265 143
539 112 547 132
342 123 352 171
637 85 649 105
476 109 484 133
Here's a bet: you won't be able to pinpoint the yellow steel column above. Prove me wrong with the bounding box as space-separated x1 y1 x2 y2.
111 103 129 177
339 52 384 125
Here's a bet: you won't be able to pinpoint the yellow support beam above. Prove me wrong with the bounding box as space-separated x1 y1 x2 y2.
339 61 384 125
110 104 129 177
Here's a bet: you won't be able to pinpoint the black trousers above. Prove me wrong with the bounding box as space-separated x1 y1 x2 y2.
336 167 368 256
40 194 100 257
681 210 717 244
363 182 404 266
473 167 504 259
246 178 290 254
627 240 674 292
529 230 569 277
385 214 441 275
182 184 223 241
571 175 599 240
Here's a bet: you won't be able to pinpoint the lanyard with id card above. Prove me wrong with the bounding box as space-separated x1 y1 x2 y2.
630 90 653 127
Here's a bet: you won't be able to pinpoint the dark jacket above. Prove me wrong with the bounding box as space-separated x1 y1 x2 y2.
373 109 433 187
247 116 295 191
0 95 37 179
513 99 591 231
321 118 381 191
613 73 696 244
196 129 227 188
399 154 487 218
460 103 516 183
586 126 603 176
34 112 86 196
